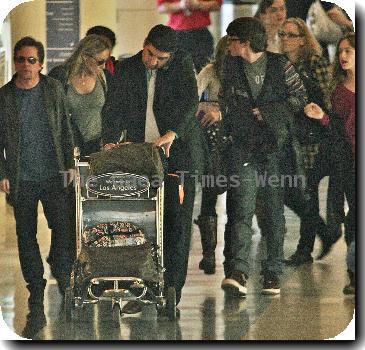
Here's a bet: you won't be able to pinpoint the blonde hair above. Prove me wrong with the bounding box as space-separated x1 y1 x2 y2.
64 34 111 78
283 17 322 61
212 36 230 82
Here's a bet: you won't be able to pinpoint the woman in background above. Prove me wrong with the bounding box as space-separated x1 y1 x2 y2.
277 17 334 266
304 32 355 293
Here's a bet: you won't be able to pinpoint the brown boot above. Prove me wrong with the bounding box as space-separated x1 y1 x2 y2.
195 216 217 274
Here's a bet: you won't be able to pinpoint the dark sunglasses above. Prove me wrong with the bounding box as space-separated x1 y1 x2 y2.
278 31 303 39
15 56 39 64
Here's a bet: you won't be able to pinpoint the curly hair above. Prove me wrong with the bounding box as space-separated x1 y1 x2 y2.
331 32 355 89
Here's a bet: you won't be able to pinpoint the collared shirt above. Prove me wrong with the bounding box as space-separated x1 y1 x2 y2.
145 69 161 142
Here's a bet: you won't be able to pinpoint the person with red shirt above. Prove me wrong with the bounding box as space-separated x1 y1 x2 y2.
157 0 222 72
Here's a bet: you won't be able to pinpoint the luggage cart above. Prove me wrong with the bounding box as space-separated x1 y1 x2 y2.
64 147 177 322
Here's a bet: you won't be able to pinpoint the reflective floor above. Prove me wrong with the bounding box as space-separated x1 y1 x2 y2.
0 177 355 340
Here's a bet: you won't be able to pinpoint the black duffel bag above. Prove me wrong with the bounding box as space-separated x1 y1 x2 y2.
89 143 166 184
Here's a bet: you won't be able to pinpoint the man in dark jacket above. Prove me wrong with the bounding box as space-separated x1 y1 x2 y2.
102 25 206 314
0 37 74 338
219 17 307 297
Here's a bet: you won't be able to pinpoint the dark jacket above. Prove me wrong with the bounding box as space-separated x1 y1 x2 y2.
220 52 307 166
0 74 74 204
102 49 207 174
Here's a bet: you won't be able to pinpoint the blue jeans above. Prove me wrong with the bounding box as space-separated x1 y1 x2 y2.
224 152 285 278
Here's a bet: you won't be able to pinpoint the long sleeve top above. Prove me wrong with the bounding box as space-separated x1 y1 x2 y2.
321 83 355 153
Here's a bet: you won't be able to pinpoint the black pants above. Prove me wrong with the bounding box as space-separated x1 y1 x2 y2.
13 177 71 290
175 27 214 73
257 142 348 255
163 174 195 304
296 143 351 253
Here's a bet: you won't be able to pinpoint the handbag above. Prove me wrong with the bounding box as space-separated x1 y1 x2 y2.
197 102 227 152
307 0 344 45
197 102 228 195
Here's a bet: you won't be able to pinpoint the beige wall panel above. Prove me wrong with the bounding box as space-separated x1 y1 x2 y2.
116 0 167 57
8 0 221 71
10 0 46 70
80 0 119 54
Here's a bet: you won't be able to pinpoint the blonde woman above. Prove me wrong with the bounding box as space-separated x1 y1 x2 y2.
48 34 111 268
280 17 331 109
277 18 336 266
49 34 111 155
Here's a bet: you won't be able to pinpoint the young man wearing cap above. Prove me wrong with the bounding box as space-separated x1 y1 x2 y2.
102 24 206 314
219 17 307 296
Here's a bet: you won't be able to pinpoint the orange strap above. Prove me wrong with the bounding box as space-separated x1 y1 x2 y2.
167 173 185 205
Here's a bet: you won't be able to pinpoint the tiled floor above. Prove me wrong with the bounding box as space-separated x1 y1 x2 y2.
0 177 355 340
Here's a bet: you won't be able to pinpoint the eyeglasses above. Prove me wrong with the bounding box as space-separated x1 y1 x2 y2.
278 32 303 39
92 57 108 66
15 56 39 64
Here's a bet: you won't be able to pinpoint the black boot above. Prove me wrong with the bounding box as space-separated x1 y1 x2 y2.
317 231 342 260
194 216 217 274
22 285 46 339
343 270 355 295
284 251 313 266
22 308 47 339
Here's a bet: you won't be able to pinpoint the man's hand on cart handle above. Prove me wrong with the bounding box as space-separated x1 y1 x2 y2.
154 131 177 158
67 169 76 186
0 178 10 194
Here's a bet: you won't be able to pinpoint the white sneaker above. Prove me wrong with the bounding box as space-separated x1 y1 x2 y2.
221 271 247 297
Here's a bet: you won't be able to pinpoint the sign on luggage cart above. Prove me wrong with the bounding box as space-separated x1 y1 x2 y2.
86 173 150 198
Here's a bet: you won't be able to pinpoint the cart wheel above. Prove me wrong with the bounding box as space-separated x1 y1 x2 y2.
166 287 176 320
64 287 74 322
